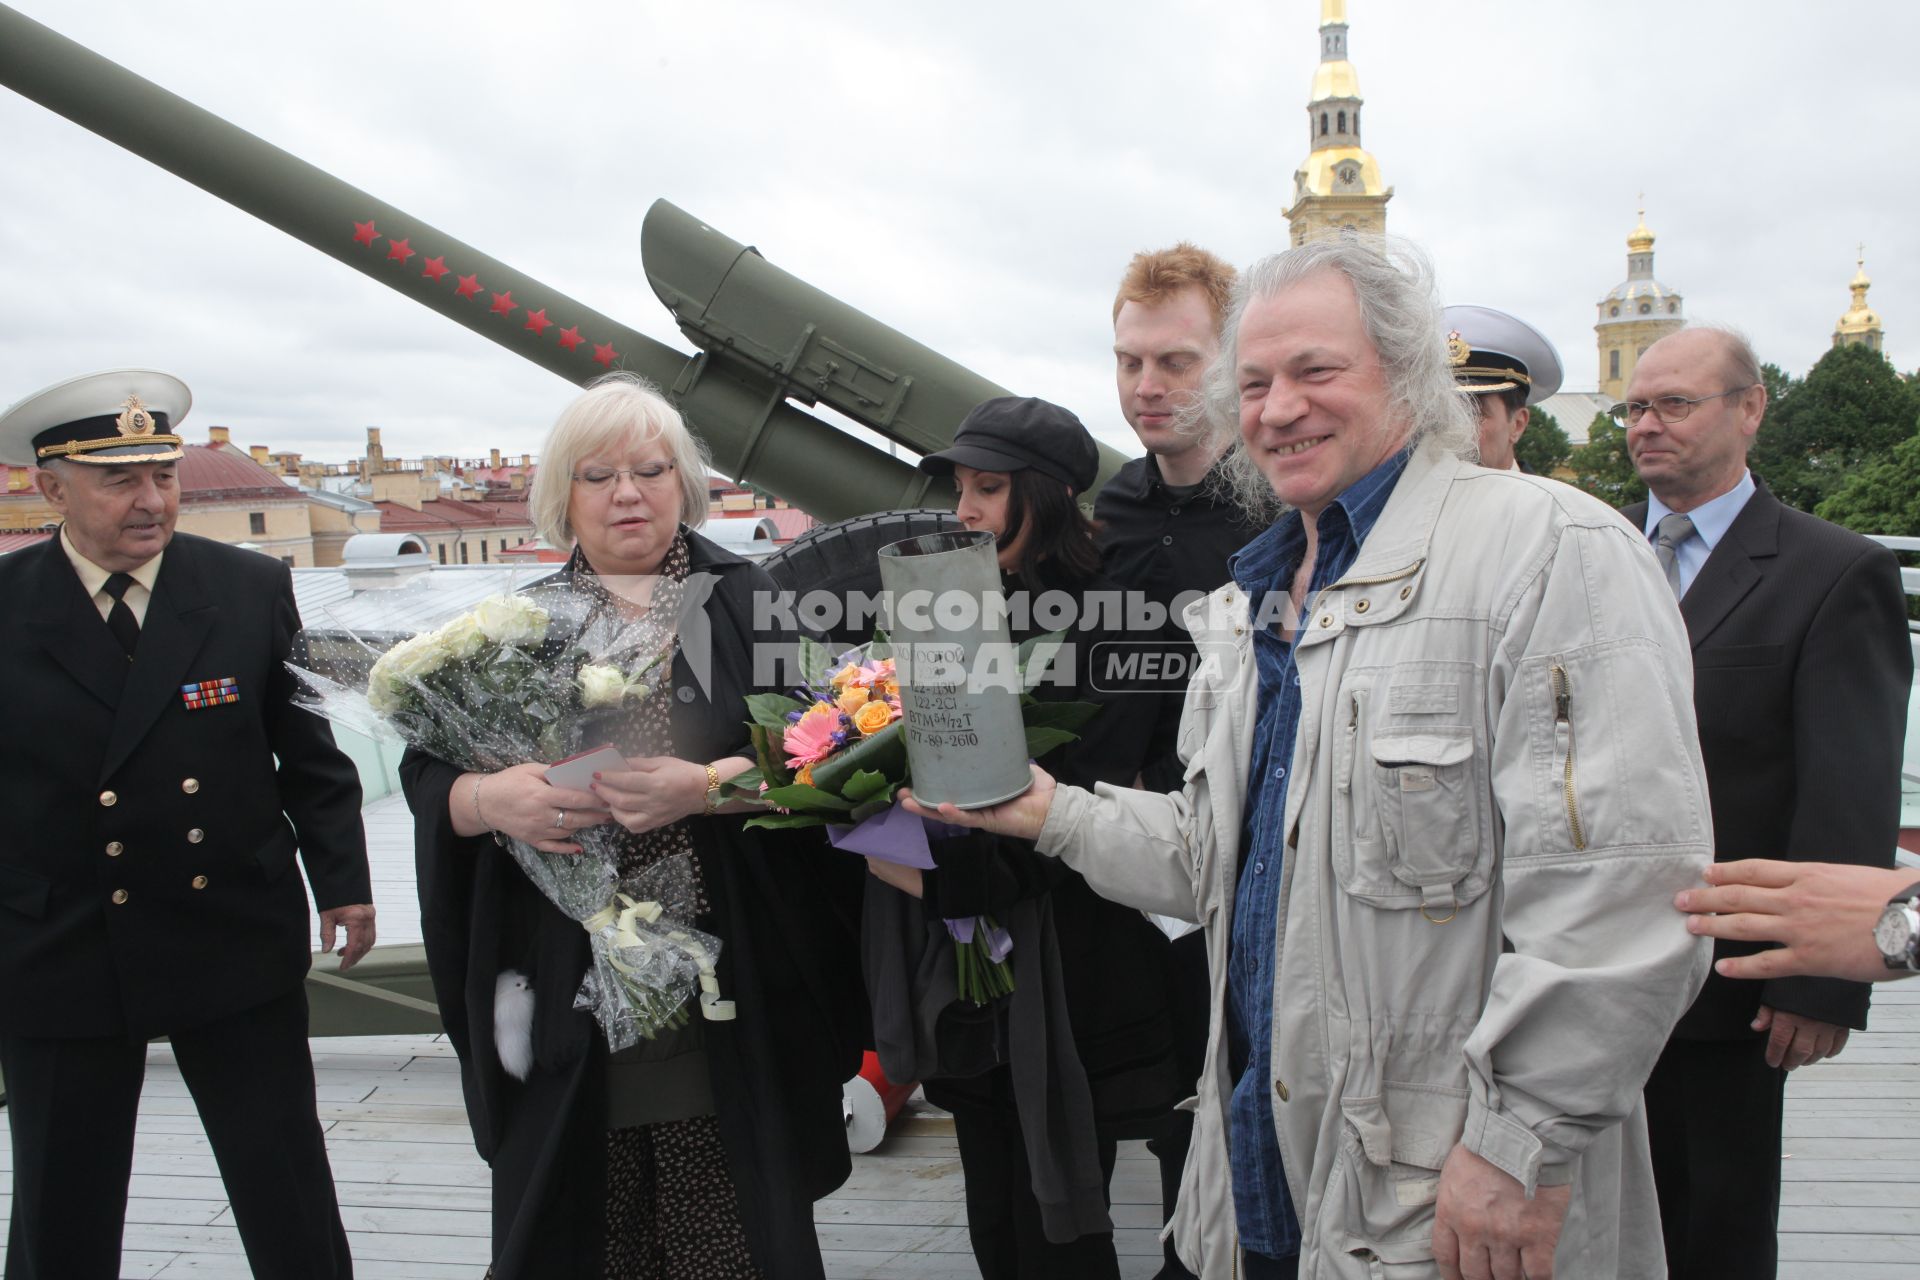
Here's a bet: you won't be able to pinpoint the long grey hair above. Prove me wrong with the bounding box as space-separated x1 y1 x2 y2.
1189 237 1477 521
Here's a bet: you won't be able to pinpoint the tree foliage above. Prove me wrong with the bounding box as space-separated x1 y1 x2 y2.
1567 412 1645 507
1816 428 1920 537
1750 344 1919 513
1514 406 1572 476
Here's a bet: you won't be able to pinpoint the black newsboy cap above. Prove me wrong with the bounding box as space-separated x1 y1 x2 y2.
919 396 1100 494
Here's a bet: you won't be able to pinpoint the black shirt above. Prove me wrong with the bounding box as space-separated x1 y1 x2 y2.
1093 452 1256 789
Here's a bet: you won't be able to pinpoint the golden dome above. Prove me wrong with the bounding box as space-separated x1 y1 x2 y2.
1626 209 1655 253
1312 58 1362 101
1837 252 1881 336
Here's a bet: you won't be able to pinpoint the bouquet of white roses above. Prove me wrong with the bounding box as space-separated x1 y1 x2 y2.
292 583 725 1050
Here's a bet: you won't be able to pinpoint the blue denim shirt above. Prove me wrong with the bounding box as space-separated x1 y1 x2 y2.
1225 450 1408 1258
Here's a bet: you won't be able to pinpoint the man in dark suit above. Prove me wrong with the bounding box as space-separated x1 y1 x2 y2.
0 370 376 1280
1620 328 1912 1278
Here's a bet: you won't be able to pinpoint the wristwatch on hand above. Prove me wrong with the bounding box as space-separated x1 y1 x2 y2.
1873 881 1920 972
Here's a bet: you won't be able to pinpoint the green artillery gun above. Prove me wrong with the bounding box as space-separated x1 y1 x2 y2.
0 3 1132 1038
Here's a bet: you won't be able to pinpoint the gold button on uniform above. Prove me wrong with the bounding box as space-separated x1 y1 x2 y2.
110 889 128 905
1274 1079 1290 1102
100 790 118 807
182 778 200 794
187 828 205 844
191 875 209 890
105 841 124 857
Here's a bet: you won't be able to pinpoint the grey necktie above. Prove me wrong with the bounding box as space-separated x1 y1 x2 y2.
1653 513 1696 599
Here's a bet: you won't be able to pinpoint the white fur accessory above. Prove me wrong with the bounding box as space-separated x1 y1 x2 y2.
494 969 535 1082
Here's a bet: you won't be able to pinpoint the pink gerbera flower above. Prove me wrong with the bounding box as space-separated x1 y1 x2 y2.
783 701 841 770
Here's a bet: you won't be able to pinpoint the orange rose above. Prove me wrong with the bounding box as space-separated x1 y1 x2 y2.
836 686 870 716
852 699 895 736
829 663 863 690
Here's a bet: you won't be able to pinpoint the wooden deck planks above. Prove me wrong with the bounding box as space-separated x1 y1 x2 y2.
1 946 1916 1275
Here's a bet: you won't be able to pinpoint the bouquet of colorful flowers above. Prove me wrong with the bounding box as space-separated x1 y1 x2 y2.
722 633 1098 1004
290 584 724 1050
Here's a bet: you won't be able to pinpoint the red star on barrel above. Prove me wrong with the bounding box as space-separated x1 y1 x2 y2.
557 326 585 352
387 237 416 264
421 256 450 283
524 308 553 336
592 341 618 367
455 274 483 299
352 220 379 247
490 291 517 317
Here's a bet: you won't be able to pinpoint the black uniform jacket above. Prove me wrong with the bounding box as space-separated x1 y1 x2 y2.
0 532 370 1041
1625 479 1912 1038
402 530 866 1279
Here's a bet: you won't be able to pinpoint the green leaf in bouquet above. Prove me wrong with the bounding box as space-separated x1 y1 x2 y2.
747 723 787 787
744 692 804 730
797 635 837 687
841 768 893 803
846 789 900 825
743 812 831 831
868 630 893 662
721 765 765 799
809 719 908 796
759 782 856 813
1024 726 1084 759
1017 629 1072 689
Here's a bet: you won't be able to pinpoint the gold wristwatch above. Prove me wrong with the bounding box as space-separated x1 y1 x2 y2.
702 763 721 815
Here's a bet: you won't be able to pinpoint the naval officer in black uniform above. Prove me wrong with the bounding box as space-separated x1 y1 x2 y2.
0 370 375 1280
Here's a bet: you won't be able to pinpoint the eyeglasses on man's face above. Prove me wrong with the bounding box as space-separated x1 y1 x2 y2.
1608 385 1755 426
572 461 677 492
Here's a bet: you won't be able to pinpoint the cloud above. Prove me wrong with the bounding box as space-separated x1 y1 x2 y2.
2 0 1914 488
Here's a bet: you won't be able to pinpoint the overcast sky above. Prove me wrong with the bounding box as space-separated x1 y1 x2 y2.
3 0 1915 474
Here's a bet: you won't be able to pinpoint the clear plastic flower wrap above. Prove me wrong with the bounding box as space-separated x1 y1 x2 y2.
288 581 724 1050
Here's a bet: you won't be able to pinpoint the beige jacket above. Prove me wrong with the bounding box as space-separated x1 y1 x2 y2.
1037 443 1712 1278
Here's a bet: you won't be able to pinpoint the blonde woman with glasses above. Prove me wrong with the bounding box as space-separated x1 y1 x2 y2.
401 373 864 1280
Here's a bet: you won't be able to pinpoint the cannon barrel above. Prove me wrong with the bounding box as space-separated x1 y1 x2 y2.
0 2 975 521
642 203 1130 493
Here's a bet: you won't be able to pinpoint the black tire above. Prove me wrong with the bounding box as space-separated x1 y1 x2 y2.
762 508 964 649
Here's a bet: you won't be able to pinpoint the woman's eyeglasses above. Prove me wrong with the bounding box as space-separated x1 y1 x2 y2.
572 461 676 491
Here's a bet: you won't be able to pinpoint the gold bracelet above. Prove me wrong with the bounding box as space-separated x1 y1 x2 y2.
702 763 721 816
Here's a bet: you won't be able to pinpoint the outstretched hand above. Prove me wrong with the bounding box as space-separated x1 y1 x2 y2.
897 764 1058 843
1676 859 1919 984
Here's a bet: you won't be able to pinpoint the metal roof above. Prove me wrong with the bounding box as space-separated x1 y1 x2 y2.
290 563 538 636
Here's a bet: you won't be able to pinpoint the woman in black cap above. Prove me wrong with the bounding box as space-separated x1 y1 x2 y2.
866 396 1183 1279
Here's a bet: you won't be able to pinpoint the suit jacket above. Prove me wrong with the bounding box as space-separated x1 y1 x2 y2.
1625 479 1912 1038
0 532 370 1040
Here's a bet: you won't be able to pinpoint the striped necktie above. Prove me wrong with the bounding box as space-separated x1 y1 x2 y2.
1653 513 1696 599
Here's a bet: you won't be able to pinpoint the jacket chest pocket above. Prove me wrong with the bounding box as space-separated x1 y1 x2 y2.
1333 676 1494 919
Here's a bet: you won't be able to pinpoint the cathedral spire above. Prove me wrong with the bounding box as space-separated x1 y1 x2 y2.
1285 0 1391 245
1834 246 1885 352
1595 203 1685 401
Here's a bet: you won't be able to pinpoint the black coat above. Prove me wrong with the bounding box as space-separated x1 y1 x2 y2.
0 532 370 1040
1624 480 1912 1038
402 530 865 1279
920 565 1184 1131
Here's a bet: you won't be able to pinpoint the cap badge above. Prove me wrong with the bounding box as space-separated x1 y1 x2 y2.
115 395 156 438
1445 331 1470 368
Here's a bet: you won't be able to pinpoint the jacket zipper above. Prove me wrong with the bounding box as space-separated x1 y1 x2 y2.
1550 663 1587 850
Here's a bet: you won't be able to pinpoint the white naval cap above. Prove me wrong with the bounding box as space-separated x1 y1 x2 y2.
1441 305 1563 406
0 369 191 467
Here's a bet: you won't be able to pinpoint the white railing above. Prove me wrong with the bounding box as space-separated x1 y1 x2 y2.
1865 535 1920 601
